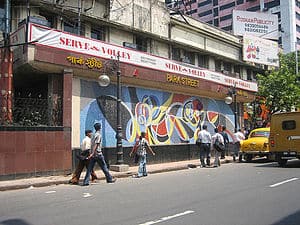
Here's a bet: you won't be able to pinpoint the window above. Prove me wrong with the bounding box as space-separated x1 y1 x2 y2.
0 2 4 32
183 50 195 65
199 10 212 17
213 8 219 17
213 0 218 6
223 61 231 73
282 120 296 130
172 47 181 61
222 25 232 31
247 69 252 80
135 35 148 52
91 27 106 41
63 22 85 35
265 0 280 9
237 0 244 5
247 5 260 12
220 14 232 22
220 2 235 11
234 65 240 77
39 11 55 28
214 18 219 26
186 9 197 15
198 0 212 7
215 59 222 72
198 54 209 68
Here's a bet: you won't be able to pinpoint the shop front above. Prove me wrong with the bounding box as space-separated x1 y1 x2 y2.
0 22 257 178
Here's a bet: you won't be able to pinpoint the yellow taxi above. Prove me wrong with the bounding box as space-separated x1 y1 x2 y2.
240 127 270 162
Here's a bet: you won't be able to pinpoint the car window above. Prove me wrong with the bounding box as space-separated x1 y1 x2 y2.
250 131 269 138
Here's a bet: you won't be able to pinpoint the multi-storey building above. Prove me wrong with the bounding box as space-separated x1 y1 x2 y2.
0 0 260 179
166 0 299 53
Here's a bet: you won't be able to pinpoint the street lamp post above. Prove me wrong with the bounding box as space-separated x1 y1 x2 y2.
225 84 238 132
98 55 128 170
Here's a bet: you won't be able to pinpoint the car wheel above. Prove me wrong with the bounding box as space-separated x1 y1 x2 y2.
245 154 253 162
278 159 287 167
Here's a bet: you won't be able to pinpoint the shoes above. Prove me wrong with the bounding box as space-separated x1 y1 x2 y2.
143 174 148 177
82 183 89 186
107 178 116 183
132 175 142 178
220 157 225 159
68 180 79 185
200 165 206 168
213 165 218 168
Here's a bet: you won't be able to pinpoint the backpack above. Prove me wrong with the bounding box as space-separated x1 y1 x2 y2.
214 136 225 152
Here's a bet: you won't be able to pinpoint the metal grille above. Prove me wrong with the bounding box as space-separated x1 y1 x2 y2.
0 95 63 127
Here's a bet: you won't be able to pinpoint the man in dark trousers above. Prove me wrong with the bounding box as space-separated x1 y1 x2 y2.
83 123 116 186
220 125 230 159
69 129 98 185
197 125 212 167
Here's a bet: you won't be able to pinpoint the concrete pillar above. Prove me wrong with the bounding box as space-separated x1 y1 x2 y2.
0 48 13 124
63 69 73 127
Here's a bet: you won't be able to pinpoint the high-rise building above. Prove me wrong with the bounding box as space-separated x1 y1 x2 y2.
166 0 299 53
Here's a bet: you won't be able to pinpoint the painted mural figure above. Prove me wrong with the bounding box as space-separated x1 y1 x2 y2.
69 129 98 185
197 125 212 167
130 132 156 178
83 123 116 186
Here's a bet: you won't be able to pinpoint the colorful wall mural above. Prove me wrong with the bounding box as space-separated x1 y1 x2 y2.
80 80 237 147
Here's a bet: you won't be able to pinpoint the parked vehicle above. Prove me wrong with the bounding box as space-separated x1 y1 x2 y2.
240 127 270 162
269 111 300 166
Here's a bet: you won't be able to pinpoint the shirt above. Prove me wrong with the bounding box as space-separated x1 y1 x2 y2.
198 129 212 144
233 131 245 143
137 138 149 156
91 131 102 155
212 133 224 150
81 136 91 152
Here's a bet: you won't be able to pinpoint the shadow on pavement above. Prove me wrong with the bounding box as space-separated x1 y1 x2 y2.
0 219 33 225
254 159 300 168
271 210 300 225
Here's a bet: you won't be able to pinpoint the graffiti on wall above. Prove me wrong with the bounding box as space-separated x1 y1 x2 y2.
80 80 236 147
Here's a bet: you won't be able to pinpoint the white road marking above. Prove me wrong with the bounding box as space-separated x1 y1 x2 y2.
45 191 56 194
139 210 194 225
83 192 92 198
269 178 299 188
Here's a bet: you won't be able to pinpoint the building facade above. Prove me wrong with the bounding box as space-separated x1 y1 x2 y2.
166 0 300 53
0 0 260 179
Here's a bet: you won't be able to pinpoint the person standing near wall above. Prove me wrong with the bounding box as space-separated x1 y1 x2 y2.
197 125 212 167
69 129 98 185
130 132 155 178
83 123 116 186
220 125 229 159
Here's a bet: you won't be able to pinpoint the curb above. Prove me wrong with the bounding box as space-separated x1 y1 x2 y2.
0 159 233 191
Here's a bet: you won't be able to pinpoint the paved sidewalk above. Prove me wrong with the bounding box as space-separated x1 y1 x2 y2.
0 156 233 191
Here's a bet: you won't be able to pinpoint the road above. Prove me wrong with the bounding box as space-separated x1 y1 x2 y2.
1 160 300 225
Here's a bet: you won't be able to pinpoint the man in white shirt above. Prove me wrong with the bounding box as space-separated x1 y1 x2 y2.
212 128 224 167
233 129 245 161
69 130 98 185
197 125 212 167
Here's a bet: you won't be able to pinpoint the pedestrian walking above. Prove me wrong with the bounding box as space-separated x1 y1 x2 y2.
129 132 155 178
83 123 116 186
220 125 229 159
197 125 212 167
212 128 224 167
233 128 245 162
69 129 98 185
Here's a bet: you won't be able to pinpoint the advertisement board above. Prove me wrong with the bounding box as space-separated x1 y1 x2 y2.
28 23 258 92
243 34 279 67
233 10 278 40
